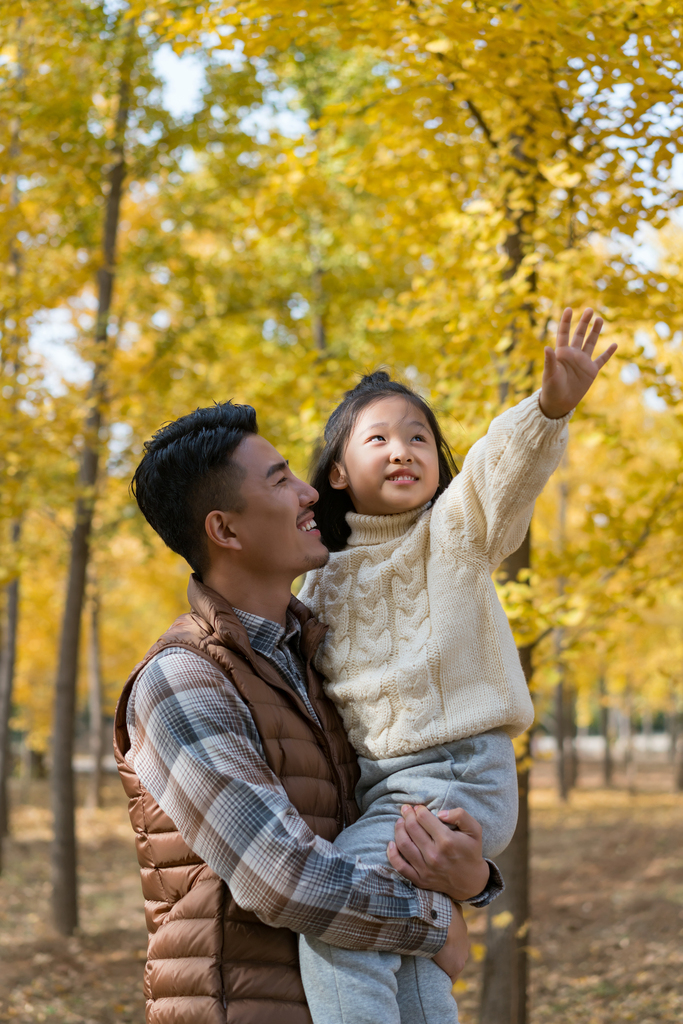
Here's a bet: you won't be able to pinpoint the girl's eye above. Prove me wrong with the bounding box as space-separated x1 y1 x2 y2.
412 434 427 443
368 434 386 442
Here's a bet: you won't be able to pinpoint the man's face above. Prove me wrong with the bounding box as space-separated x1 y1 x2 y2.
226 434 329 579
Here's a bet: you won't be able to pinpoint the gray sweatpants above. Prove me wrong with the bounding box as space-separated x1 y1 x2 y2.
299 730 517 1024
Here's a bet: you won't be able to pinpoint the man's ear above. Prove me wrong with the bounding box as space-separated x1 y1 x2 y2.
328 462 349 491
205 509 242 551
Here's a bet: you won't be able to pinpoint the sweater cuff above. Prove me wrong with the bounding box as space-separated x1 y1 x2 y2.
514 389 573 444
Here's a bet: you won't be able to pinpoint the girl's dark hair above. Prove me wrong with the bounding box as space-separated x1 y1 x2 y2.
311 371 458 551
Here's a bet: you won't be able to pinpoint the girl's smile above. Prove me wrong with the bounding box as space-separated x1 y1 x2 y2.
386 469 420 483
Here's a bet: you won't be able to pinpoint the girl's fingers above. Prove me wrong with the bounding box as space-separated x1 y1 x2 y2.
582 317 604 357
543 346 557 376
569 308 594 348
556 307 573 348
593 342 618 371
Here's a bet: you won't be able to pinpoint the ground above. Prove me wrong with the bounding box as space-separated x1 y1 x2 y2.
0 767 681 1024
457 766 683 1024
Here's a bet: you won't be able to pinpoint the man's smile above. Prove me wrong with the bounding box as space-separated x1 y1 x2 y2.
297 512 319 533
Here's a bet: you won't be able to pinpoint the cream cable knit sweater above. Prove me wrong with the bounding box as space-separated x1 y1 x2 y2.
299 391 572 760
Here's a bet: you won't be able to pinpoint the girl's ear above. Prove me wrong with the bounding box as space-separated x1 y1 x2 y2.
329 462 349 491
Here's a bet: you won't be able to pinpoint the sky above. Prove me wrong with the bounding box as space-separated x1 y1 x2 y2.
153 45 207 119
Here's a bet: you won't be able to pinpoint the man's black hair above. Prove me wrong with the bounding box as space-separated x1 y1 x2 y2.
310 371 458 552
131 401 258 579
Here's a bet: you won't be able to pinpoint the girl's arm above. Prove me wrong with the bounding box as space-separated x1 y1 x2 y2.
438 308 616 570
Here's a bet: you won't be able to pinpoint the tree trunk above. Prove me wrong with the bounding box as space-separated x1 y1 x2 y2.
19 739 44 802
566 688 578 790
675 712 683 793
0 34 25 868
666 710 677 764
85 591 104 810
479 120 537 1024
311 265 326 351
0 522 21 869
553 459 569 801
623 706 636 796
554 676 567 802
480 530 531 1024
599 677 612 787
50 71 129 936
480 733 530 1024
51 494 93 933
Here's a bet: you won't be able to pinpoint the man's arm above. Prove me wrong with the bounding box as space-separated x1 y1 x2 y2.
128 647 452 957
388 805 504 907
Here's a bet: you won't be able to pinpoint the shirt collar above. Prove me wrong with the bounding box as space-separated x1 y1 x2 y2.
232 605 301 659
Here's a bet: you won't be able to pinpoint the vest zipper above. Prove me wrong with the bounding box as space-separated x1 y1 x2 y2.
305 654 348 831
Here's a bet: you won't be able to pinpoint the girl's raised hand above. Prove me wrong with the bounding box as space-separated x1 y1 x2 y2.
540 307 617 419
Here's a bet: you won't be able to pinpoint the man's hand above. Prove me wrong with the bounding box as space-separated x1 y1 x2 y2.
433 901 469 981
540 307 618 420
387 804 490 902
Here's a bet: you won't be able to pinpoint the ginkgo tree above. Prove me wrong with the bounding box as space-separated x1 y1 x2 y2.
2 0 202 931
2 2 683 1020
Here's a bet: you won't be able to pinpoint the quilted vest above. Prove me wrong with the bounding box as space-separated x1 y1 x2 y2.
113 576 360 1024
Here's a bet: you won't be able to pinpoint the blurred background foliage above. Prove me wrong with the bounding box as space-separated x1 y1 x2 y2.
1 0 681 756
1 5 683 995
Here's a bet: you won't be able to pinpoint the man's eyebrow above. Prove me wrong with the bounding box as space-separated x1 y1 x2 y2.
266 460 289 479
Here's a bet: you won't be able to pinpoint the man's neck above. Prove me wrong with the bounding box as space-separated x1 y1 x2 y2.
202 565 292 627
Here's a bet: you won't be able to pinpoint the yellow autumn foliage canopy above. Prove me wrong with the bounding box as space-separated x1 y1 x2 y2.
1 0 682 753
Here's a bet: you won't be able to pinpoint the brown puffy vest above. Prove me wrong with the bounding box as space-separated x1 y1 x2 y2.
113 577 360 1024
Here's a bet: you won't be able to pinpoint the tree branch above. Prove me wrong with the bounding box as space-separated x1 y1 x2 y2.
464 99 497 149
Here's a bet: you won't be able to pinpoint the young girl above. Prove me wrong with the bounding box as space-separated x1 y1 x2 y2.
297 309 616 1024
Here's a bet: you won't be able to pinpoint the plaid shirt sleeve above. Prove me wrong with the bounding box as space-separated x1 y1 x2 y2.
466 861 505 907
127 647 452 956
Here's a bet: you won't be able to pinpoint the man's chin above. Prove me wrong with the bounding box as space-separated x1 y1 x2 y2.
301 547 330 571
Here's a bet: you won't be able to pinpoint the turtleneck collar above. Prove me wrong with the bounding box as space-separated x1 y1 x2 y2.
345 503 431 547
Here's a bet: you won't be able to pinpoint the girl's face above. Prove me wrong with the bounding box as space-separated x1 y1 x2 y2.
330 396 440 516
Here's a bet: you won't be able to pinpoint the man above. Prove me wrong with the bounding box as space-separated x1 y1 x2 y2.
114 400 502 1024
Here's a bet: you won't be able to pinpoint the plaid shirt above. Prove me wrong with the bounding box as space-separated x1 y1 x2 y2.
126 607 501 956
231 605 319 722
